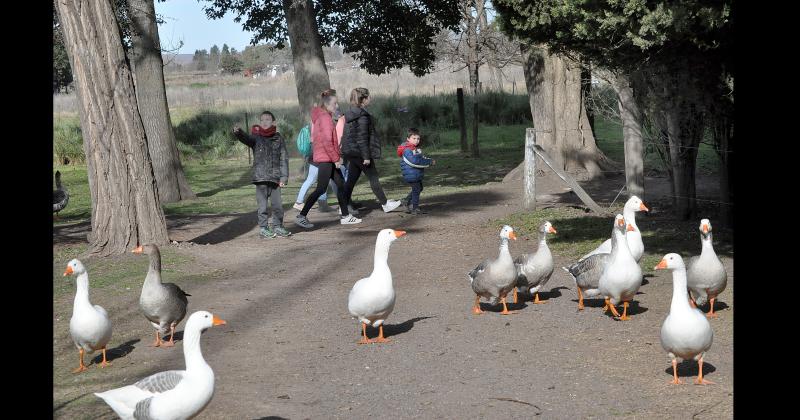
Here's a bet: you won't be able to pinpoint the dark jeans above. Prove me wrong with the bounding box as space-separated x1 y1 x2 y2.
255 182 283 227
405 181 423 208
300 162 349 216
343 156 388 206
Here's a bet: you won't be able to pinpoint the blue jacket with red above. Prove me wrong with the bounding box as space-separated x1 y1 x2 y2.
397 141 432 183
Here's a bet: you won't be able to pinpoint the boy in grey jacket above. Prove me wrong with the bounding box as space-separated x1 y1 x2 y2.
233 111 291 237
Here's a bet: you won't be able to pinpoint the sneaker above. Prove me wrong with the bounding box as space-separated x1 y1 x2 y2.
273 226 292 237
340 214 362 225
259 227 276 238
295 214 315 229
382 199 402 213
407 207 426 215
400 197 412 212
317 199 335 213
339 205 360 216
293 202 304 211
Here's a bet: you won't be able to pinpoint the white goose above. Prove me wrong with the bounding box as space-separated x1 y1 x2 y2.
513 221 556 304
581 195 648 262
598 214 643 320
687 219 727 318
95 311 226 419
656 254 714 385
64 259 113 373
468 225 518 315
348 229 406 344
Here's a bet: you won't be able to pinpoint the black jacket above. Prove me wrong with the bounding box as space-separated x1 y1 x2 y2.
341 106 381 160
234 130 289 184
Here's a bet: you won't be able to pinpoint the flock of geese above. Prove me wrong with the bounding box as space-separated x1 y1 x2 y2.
60 196 728 419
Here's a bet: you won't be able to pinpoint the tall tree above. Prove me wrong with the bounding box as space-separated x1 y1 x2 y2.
127 0 196 203
53 11 73 93
209 44 220 71
55 0 169 256
202 0 461 121
496 0 732 220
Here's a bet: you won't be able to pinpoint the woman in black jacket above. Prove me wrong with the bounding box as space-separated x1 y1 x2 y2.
340 87 402 214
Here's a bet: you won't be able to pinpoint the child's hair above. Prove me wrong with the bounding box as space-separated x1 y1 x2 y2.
407 127 420 138
350 87 370 107
320 89 337 106
261 111 275 120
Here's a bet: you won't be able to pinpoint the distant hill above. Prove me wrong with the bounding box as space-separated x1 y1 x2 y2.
162 53 194 66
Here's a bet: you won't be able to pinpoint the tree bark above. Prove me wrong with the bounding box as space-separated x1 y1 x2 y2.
466 1 480 157
128 0 196 203
521 45 555 161
56 0 169 256
283 0 330 122
611 72 645 197
457 88 468 153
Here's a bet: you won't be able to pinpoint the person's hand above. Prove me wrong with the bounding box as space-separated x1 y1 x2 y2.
363 159 371 166
335 160 342 169
279 181 286 187
432 159 437 166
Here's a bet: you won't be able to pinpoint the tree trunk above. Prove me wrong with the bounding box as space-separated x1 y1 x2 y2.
56 0 168 256
663 103 703 220
457 88 468 153
283 0 330 122
611 73 645 197
521 45 555 162
128 0 196 203
466 1 480 157
713 116 732 227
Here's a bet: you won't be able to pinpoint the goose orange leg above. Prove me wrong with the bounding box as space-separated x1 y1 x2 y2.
472 295 484 315
99 347 112 368
151 330 162 347
499 296 517 315
669 359 682 385
374 325 390 343
706 297 718 318
513 288 518 304
72 348 88 373
695 355 715 385
162 323 177 347
533 292 547 304
357 322 373 344
618 302 631 321
605 299 622 318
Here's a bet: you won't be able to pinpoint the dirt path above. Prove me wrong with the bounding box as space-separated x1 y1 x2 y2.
53 169 733 419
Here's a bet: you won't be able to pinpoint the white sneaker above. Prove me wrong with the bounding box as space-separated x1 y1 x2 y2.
340 215 362 225
293 202 304 211
382 199 402 213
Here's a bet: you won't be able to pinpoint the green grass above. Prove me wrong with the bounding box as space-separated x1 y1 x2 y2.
495 207 733 274
54 243 197 299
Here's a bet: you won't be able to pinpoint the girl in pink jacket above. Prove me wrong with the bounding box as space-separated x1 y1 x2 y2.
295 89 361 228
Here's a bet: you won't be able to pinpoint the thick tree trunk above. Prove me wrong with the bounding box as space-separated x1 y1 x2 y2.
56 0 168 256
611 73 645 197
664 103 703 220
128 0 195 203
283 0 330 122
521 45 555 161
714 117 732 227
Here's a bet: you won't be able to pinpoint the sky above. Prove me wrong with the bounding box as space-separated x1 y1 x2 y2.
154 0 257 54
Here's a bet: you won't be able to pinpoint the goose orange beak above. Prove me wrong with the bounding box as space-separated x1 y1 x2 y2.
509 231 517 240
702 224 709 234
617 219 625 227
393 230 407 238
63 265 73 276
654 259 667 270
548 226 557 234
639 203 649 212
212 315 226 326
627 224 636 232
132 245 143 254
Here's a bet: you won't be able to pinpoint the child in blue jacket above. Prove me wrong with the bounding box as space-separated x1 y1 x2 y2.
397 128 435 214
